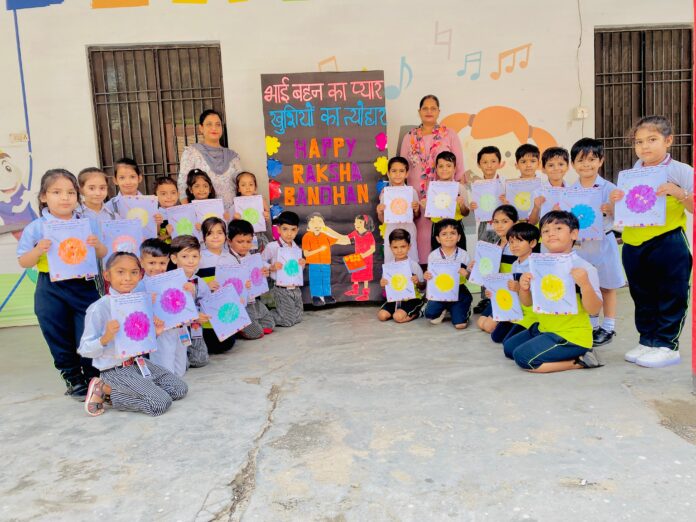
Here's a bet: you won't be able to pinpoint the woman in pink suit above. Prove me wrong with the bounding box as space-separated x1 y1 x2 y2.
400 95 465 263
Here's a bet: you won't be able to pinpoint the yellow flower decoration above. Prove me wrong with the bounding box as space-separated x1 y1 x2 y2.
373 155 388 175
265 136 281 156
379 223 386 238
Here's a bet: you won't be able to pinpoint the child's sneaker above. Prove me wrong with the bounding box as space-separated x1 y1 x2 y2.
576 350 604 369
624 344 652 363
429 310 446 325
312 297 325 307
635 347 680 368
592 327 616 347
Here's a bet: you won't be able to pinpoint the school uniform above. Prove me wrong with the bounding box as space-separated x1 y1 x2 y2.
228 250 275 339
262 239 304 327
104 191 142 218
196 248 238 354
379 185 420 264
423 247 473 326
622 154 693 351
80 203 115 296
16 209 102 389
380 259 425 319
78 288 188 417
187 275 211 366
571 176 626 290
490 256 533 344
503 252 602 369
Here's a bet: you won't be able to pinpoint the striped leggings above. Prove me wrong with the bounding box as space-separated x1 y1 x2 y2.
187 334 209 368
100 360 188 417
241 298 275 339
271 285 303 327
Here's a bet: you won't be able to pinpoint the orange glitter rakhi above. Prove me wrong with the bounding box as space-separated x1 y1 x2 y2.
57 237 88 265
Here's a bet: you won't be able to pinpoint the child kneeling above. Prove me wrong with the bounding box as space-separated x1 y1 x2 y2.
79 252 188 416
378 229 425 322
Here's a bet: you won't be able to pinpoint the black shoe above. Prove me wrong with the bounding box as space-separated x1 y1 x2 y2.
592 327 616 347
324 296 337 305
66 382 89 401
473 298 490 314
312 296 325 307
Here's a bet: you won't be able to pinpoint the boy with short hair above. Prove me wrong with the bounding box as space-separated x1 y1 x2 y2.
529 147 570 225
503 211 603 372
263 211 306 327
515 144 542 179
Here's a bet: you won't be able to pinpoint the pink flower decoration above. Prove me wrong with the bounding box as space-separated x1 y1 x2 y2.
251 267 264 286
223 277 244 294
626 184 657 214
124 311 150 341
271 224 280 241
375 132 388 151
160 288 186 314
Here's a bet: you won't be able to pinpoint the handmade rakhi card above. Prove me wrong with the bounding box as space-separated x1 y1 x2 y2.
468 241 503 286
529 253 578 315
234 195 266 232
101 219 143 263
538 186 566 218
165 204 201 240
144 268 199 330
560 187 603 241
118 195 158 239
382 260 416 302
241 253 269 298
424 181 459 219
426 261 460 301
193 198 225 224
471 179 503 222
275 247 304 287
200 284 251 342
44 219 98 282
505 179 542 220
383 186 414 224
110 292 157 357
215 264 250 305
484 273 523 322
614 166 668 227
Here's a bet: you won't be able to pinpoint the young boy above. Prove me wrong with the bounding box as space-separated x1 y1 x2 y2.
423 218 473 329
515 144 542 180
503 211 603 372
80 252 188 417
301 212 350 307
263 211 306 327
570 138 625 346
378 228 425 323
228 219 276 338
423 151 470 223
528 147 570 225
169 235 210 367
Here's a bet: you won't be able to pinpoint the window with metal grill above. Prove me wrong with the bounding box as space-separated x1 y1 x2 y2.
88 44 227 194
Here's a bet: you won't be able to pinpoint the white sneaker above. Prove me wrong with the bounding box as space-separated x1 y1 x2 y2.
625 344 652 363
430 310 446 325
635 347 681 368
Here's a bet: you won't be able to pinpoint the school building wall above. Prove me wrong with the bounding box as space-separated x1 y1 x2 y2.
0 0 692 326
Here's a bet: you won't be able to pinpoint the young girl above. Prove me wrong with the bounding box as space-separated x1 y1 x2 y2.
233 171 271 254
476 205 518 333
78 168 114 223
79 252 188 417
105 158 142 216
345 214 376 301
154 176 179 243
611 116 693 368
17 169 107 398
376 157 420 263
186 168 229 228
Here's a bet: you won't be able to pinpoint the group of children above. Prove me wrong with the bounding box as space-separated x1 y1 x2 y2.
16 115 692 417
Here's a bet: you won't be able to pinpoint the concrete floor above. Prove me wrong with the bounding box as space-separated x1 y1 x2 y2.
1 287 695 522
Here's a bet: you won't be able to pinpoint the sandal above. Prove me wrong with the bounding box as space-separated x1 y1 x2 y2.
84 377 107 417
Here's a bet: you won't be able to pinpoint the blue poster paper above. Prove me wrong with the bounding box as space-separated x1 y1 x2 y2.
200 284 251 342
424 181 459 219
426 261 460 301
614 166 668 227
484 273 523 322
234 195 266 232
118 195 158 239
216 264 250 304
144 268 199 330
559 187 603 241
276 247 304 287
241 253 269 298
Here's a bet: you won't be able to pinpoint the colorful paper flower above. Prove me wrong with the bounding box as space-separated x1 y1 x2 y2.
242 207 260 225
175 218 194 236
374 155 389 175
390 273 408 292
375 132 388 151
376 179 389 196
123 311 150 341
112 235 138 254
479 193 496 211
378 223 386 238
58 238 87 265
435 273 456 292
626 184 657 214
570 204 596 230
250 267 264 286
270 204 284 220
269 180 281 200
160 288 186 314
540 274 565 302
284 259 300 277
267 158 283 179
495 288 514 311
218 303 240 324
265 136 281 156
223 278 244 295
271 224 280 240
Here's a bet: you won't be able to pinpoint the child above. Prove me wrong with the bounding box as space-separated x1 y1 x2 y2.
104 158 142 216
78 167 114 223
227 219 276 339
233 171 271 254
138 239 189 376
570 138 625 347
301 212 350 306
476 205 519 332
515 143 542 180
263 211 306 327
378 228 425 323
503 211 603 372
186 168 217 203
169 235 210 367
345 214 376 301
610 116 693 367
528 147 569 225
376 156 420 263
79 252 188 417
17 169 107 398
154 176 180 243
488 223 540 343
423 218 473 329
196 217 237 353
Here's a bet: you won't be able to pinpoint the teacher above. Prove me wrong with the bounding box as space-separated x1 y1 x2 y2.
178 109 242 209
399 95 465 263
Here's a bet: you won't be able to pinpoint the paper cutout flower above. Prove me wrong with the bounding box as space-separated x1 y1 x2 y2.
478 257 494 276
242 207 260 224
269 179 281 200
203 212 219 221
112 235 137 254
513 191 532 211
123 311 150 341
267 158 283 178
376 179 389 196
374 156 388 175
218 302 240 324
434 192 452 210
626 184 657 214
435 273 456 292
223 278 244 295
175 218 194 236
479 193 496 211
390 273 408 292
375 132 388 151
271 224 280 240
250 267 264 286
390 197 408 215
495 288 514 311
270 204 284 220
284 259 300 277
570 204 595 230
540 274 565 302
265 136 281 156
160 288 187 314
126 207 149 227
378 223 386 238
58 238 87 265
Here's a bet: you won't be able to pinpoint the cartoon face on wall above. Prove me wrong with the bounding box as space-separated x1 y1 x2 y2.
0 150 36 234
441 106 557 182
